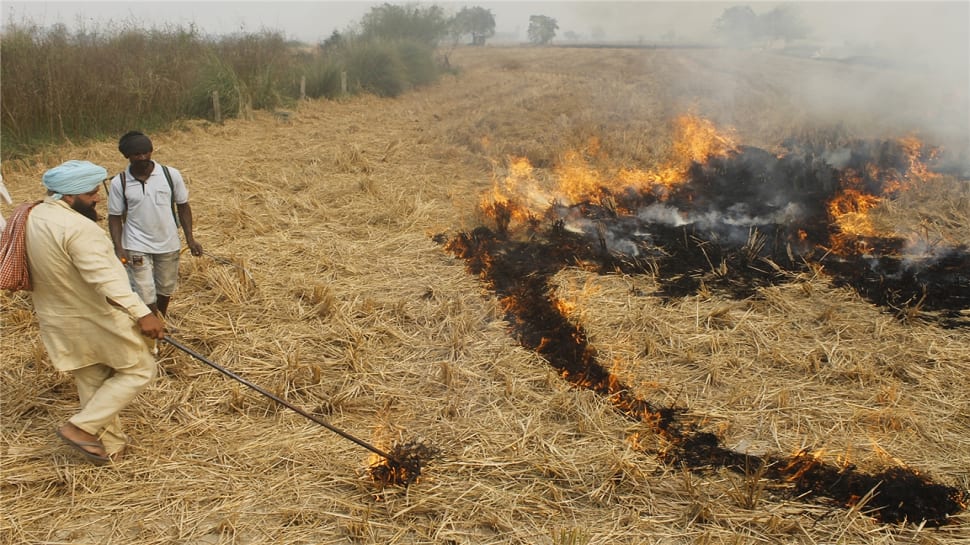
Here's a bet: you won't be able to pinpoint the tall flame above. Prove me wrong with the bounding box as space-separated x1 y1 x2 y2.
670 113 738 164
555 148 607 204
898 135 940 187
481 115 943 263
482 114 739 221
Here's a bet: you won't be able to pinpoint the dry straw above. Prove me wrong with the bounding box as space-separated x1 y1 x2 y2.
2 46 968 544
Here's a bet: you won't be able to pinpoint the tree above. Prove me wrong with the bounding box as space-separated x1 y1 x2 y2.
714 4 812 48
320 30 344 52
360 3 449 46
760 5 809 45
713 5 759 47
527 15 558 45
450 6 496 46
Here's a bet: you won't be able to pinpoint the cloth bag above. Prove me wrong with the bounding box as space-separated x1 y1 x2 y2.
0 201 40 291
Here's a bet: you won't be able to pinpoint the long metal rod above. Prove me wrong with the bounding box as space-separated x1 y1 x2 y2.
163 336 398 463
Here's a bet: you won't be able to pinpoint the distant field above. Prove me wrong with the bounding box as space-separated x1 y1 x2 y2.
2 46 967 544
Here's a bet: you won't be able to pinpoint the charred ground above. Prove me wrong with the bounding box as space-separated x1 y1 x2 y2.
443 133 970 525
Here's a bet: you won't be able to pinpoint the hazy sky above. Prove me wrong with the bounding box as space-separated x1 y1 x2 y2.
3 0 968 54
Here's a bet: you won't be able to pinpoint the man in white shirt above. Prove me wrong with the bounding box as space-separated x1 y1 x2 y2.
107 131 202 316
26 160 165 464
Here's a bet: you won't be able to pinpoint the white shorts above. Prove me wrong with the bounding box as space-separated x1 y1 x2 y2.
126 250 180 305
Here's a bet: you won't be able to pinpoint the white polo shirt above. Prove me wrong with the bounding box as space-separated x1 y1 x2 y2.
107 162 188 253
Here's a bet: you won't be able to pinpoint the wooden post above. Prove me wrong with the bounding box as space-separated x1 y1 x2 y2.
212 90 222 123
340 71 347 95
300 76 306 101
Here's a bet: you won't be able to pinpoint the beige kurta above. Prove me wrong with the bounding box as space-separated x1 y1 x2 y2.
26 197 153 372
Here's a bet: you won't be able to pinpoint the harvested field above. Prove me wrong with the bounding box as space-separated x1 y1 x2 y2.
2 46 969 544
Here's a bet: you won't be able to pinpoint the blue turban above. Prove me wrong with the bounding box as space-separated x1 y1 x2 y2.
42 160 107 200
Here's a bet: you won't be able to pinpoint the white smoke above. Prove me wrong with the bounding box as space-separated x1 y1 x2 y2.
637 203 688 226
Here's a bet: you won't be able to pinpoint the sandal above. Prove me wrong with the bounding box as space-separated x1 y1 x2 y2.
55 427 109 466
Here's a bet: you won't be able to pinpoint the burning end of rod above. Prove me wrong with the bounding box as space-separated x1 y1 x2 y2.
368 440 441 487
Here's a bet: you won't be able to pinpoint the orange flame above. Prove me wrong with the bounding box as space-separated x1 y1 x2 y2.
897 135 940 188
481 114 739 221
480 156 548 229
555 148 607 204
828 187 882 236
826 135 938 253
784 448 826 482
670 113 738 164
554 297 577 317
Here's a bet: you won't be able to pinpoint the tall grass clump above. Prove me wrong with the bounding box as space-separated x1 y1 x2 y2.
211 31 299 112
1 6 449 158
302 58 344 99
186 53 243 119
342 39 410 98
341 2 447 96
1 21 301 158
0 21 206 156
327 33 443 99
395 40 440 87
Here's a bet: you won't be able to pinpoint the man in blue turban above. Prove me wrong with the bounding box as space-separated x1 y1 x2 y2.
42 160 106 199
27 160 165 465
41 160 107 221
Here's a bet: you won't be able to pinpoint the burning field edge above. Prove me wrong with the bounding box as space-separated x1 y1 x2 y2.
440 112 970 526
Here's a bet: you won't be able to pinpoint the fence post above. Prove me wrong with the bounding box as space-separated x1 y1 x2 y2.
300 76 306 101
212 90 222 123
340 71 347 95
